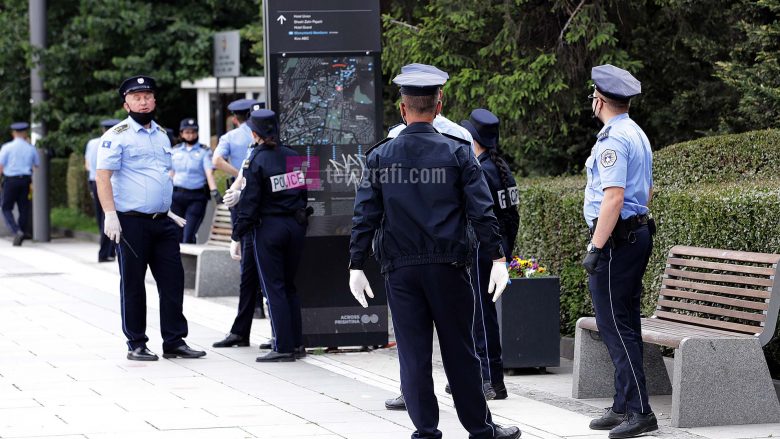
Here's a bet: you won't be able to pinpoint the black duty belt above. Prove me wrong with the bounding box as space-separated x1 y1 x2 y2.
173 186 207 193
5 175 31 179
589 214 649 236
119 211 168 219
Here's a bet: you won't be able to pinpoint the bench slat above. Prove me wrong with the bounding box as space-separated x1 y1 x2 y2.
654 310 762 334
664 268 774 288
663 278 771 299
666 257 776 276
642 318 752 338
659 288 768 311
670 245 780 264
657 299 766 322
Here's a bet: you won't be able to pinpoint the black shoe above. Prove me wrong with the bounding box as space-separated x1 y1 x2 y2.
212 333 249 348
492 381 508 400
494 424 522 439
385 394 406 411
445 383 451 394
127 347 159 361
590 407 626 430
256 351 295 362
609 412 658 439
294 345 307 359
259 339 274 350
98 257 115 263
483 382 497 400
12 232 23 246
253 306 266 319
162 344 206 359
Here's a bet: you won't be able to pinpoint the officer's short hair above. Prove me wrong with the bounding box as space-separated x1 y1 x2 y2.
402 93 438 115
596 91 630 111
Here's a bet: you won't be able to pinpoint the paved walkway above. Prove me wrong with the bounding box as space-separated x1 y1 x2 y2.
1 238 779 438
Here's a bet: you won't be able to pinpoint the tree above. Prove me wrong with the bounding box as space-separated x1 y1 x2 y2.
0 0 31 142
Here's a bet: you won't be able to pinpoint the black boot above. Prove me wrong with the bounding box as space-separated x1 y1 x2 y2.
494 424 521 439
384 394 406 410
212 333 249 348
256 351 295 362
609 412 658 438
492 381 508 400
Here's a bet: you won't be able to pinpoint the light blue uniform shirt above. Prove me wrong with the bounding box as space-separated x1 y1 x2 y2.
214 123 254 171
84 137 101 181
584 113 653 228
96 116 173 214
0 138 39 176
387 114 474 144
172 143 213 190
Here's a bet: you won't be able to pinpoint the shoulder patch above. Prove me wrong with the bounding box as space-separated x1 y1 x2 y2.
112 124 129 134
600 149 618 168
364 137 392 156
441 132 470 145
597 126 611 142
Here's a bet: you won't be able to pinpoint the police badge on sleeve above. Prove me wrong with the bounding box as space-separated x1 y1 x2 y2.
600 149 617 168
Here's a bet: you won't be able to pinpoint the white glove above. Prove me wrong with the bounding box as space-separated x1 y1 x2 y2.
167 210 187 228
223 188 241 208
349 269 374 308
230 240 241 261
104 211 122 244
488 261 510 302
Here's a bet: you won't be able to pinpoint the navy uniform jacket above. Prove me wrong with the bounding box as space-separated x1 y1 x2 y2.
232 143 307 241
349 122 504 273
477 152 520 254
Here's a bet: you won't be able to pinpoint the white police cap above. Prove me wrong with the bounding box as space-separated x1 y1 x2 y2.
393 63 448 96
592 64 641 101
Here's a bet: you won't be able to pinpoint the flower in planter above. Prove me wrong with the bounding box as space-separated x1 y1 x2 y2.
508 256 551 279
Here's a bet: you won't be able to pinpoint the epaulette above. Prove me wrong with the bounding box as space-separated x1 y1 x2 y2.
112 124 129 134
441 132 470 145
597 126 611 142
364 137 393 156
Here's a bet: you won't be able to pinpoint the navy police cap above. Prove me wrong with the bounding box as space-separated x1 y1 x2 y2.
100 119 121 128
461 109 500 149
118 75 157 99
591 64 641 101
10 122 29 131
246 109 278 139
227 98 259 113
179 118 198 131
393 63 448 96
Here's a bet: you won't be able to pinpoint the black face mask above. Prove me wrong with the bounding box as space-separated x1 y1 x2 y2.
183 136 199 145
128 110 155 126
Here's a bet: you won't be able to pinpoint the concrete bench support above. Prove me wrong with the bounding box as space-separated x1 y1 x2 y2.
180 244 240 297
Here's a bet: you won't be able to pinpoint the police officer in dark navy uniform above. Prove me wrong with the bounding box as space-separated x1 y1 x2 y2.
85 119 121 261
170 118 221 243
582 65 658 439
220 109 308 362
460 108 519 400
349 64 521 439
96 75 206 361
0 122 39 246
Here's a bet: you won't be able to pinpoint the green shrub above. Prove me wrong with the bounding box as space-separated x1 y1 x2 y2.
50 207 99 234
66 152 93 216
49 158 68 208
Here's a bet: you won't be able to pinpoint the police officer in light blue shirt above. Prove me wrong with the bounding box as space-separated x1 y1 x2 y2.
213 98 260 183
96 75 205 362
170 118 221 243
85 118 120 261
581 64 657 438
0 122 39 246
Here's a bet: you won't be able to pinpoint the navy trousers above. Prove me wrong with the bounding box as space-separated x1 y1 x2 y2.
250 216 305 353
88 180 115 260
231 233 265 338
387 264 496 439
1 175 31 235
116 214 188 351
471 248 503 386
588 225 653 415
171 188 208 244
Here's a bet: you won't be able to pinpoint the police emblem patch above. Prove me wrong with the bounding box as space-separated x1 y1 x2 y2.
101 140 111 148
600 149 617 168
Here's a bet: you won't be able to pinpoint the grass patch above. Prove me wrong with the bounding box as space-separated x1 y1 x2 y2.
50 207 99 234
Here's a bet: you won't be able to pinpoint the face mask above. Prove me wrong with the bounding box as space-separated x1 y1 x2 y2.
129 110 155 126
184 135 199 145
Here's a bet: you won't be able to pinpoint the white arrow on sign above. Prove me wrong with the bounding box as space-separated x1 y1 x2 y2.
277 15 287 25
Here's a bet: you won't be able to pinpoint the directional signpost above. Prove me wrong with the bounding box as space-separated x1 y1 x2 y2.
263 0 386 348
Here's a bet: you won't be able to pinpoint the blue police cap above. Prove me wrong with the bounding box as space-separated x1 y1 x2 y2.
100 119 121 128
591 64 641 101
393 63 448 96
118 75 157 99
179 118 198 131
10 122 29 131
461 109 499 149
246 109 278 139
227 98 259 113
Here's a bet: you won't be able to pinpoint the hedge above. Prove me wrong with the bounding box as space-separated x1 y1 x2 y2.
66 152 93 217
49 158 68 208
514 129 780 376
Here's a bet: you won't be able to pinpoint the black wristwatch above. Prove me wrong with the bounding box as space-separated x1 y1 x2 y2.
587 242 602 253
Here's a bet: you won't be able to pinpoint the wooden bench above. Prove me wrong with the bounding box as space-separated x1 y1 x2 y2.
179 204 240 297
572 245 780 427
